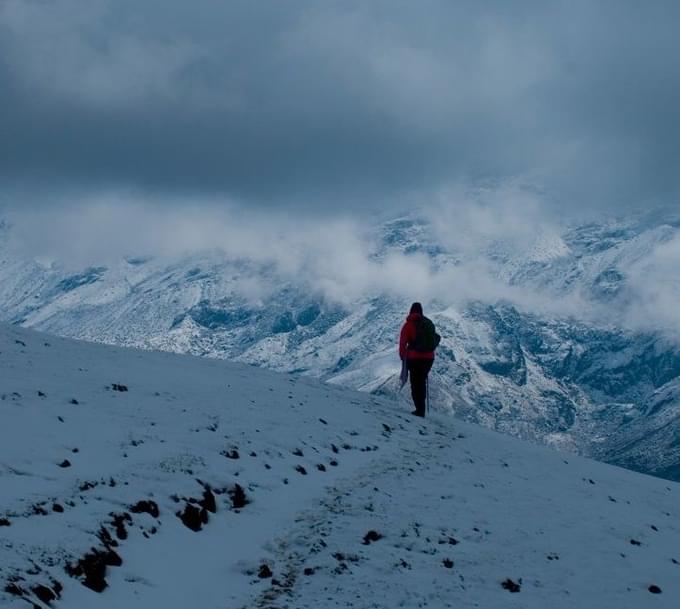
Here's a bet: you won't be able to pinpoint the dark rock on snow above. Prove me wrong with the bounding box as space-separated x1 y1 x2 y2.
229 484 249 509
66 547 122 593
502 578 521 593
362 530 383 545
129 500 160 519
177 504 207 532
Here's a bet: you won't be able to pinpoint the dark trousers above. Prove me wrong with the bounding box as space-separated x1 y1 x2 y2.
408 358 433 417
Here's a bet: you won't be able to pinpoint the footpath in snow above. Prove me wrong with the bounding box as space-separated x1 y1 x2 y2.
1 322 679 609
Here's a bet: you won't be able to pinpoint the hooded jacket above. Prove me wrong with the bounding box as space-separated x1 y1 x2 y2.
399 312 436 361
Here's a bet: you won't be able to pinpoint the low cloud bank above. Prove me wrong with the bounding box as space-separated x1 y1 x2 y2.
6 187 675 340
625 233 680 339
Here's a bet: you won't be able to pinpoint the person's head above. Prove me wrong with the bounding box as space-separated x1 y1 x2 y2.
409 302 423 315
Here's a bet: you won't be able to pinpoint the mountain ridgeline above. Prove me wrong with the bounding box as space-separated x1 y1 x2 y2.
1 212 680 480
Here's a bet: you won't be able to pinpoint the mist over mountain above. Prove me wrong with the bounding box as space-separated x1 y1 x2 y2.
2 205 680 481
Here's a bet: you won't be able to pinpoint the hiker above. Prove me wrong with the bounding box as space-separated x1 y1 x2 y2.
399 302 440 417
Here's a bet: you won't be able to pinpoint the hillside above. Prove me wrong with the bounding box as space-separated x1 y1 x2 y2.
2 322 679 608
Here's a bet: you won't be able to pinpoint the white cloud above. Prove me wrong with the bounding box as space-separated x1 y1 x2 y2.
0 188 577 314
4 185 680 342
625 233 680 339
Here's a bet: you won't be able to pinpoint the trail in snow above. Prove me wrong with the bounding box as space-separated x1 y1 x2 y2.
254 413 680 609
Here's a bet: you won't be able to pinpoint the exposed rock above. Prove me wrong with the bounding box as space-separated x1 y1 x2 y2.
199 488 217 513
98 527 118 548
4 582 25 597
129 500 160 519
177 504 206 532
501 578 521 593
32 584 58 604
362 530 383 545
66 547 122 593
229 484 249 509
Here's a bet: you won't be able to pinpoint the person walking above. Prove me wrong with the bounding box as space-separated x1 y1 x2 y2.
399 302 440 417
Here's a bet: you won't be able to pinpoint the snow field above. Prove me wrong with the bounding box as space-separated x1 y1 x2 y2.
1 323 679 608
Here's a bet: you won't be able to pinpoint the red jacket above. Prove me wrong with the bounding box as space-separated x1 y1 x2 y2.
399 313 435 360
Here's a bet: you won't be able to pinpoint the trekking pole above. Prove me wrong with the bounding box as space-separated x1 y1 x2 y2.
426 376 430 414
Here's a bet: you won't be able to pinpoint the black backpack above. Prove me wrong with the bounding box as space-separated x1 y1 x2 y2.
411 316 441 352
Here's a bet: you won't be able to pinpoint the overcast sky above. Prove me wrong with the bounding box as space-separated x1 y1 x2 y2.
1 0 679 215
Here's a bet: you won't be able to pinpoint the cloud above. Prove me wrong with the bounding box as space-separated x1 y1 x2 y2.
625 233 680 339
6 185 680 343
2 188 587 318
425 183 553 253
0 0 199 107
1 1 679 211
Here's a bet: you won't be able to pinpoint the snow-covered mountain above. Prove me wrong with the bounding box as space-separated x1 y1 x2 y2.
2 322 680 609
2 211 680 480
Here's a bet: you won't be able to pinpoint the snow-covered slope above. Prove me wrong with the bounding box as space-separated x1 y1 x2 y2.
2 323 680 609
2 212 680 481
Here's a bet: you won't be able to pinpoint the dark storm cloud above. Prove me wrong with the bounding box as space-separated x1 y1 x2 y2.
1 0 680 209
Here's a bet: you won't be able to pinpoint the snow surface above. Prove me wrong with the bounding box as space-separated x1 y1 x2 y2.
2 323 680 608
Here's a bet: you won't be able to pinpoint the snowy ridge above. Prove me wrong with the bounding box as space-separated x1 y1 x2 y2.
2 323 680 608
